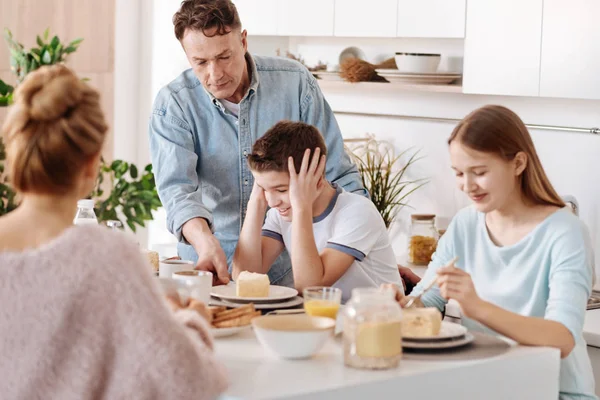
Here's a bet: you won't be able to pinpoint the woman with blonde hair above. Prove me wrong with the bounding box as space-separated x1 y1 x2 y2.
0 65 227 399
390 105 596 399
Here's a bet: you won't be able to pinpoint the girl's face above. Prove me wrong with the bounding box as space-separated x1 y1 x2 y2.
449 141 525 213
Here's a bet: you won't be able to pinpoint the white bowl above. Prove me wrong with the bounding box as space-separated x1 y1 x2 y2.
394 53 441 74
252 315 335 359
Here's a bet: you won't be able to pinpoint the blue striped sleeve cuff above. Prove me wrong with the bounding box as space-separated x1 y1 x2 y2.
326 242 365 261
262 229 284 243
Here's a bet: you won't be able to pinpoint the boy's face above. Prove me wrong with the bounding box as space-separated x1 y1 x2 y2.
253 170 293 222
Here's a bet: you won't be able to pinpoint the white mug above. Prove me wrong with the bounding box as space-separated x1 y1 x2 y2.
172 270 213 304
159 259 194 278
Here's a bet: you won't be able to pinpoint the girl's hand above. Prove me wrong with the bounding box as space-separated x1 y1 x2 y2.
380 283 423 308
436 266 484 319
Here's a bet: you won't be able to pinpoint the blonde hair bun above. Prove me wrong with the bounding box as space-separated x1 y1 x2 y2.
0 64 108 195
23 68 85 122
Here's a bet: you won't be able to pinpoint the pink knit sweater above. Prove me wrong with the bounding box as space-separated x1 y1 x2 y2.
0 225 228 400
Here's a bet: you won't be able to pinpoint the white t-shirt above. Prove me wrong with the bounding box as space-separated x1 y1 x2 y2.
261 186 403 301
221 99 240 118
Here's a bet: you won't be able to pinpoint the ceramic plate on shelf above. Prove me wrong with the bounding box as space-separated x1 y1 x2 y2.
375 69 461 84
211 324 252 338
403 332 474 350
211 283 298 303
313 71 344 81
403 321 468 341
210 295 304 310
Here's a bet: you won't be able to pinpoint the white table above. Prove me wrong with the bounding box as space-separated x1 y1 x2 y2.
216 330 559 400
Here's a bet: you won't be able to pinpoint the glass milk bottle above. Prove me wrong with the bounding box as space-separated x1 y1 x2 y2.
73 199 98 226
342 288 403 370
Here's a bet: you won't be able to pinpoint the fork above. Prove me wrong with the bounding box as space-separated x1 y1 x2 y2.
404 256 459 309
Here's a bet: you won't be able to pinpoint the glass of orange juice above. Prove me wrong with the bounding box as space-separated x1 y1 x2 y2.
303 287 342 319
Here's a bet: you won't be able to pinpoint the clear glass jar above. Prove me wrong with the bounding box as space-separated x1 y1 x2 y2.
408 214 439 265
342 288 403 370
73 199 98 226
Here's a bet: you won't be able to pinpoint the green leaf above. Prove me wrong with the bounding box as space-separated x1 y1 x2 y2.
43 28 49 41
129 164 138 179
41 50 51 64
50 35 59 49
64 46 77 54
0 79 14 96
36 35 44 47
69 38 84 47
53 44 62 62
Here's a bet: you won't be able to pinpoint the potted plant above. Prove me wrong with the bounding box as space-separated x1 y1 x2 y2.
346 136 427 229
0 29 161 231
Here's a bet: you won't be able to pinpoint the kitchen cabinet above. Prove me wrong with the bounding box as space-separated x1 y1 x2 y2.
334 0 397 38
233 0 278 35
463 0 543 97
396 0 466 38
277 0 335 36
539 0 600 100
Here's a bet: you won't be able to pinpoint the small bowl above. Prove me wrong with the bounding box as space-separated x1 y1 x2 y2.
394 52 441 74
252 314 335 359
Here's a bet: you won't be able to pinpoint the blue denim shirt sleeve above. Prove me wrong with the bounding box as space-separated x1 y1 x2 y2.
299 71 367 197
149 93 214 243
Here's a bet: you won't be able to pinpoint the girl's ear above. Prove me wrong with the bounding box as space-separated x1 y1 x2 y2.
514 151 528 176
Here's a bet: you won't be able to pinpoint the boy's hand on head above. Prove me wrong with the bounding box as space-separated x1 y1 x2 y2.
288 148 327 213
249 180 268 210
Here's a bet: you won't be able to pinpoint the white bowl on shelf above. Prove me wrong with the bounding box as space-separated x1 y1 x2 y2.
252 314 335 359
394 53 441 74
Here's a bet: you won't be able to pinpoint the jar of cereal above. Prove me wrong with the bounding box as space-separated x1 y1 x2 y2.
408 214 439 265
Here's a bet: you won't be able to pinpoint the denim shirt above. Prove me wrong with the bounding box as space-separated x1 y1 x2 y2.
149 54 366 285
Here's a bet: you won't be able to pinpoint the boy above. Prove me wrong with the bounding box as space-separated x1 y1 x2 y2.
232 121 403 301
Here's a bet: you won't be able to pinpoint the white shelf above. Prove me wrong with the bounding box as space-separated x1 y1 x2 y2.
316 79 463 94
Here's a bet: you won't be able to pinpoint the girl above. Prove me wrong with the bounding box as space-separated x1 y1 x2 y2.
397 105 596 400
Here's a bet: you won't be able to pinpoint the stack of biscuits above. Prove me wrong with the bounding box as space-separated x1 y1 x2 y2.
209 304 261 329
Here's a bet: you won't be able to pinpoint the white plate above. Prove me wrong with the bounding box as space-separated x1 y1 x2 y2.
403 321 468 341
375 69 460 76
313 71 344 81
403 332 475 350
211 324 252 338
210 295 304 310
211 283 298 302
375 69 461 85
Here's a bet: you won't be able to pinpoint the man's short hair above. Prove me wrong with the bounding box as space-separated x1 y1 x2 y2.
248 121 328 174
173 0 241 40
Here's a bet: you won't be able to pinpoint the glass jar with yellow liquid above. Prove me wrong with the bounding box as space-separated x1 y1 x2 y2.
303 287 342 319
342 287 403 370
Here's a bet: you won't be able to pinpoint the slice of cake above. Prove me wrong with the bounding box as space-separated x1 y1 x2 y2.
236 271 270 298
401 307 442 338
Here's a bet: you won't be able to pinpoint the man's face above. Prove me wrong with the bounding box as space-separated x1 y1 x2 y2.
181 27 248 101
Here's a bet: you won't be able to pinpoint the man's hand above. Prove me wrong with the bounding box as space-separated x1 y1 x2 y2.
288 148 327 213
398 265 421 294
183 218 230 285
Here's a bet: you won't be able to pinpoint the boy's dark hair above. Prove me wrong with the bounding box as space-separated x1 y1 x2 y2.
173 0 242 40
248 121 328 174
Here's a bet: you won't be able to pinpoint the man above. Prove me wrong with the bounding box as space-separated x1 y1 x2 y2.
149 0 365 287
